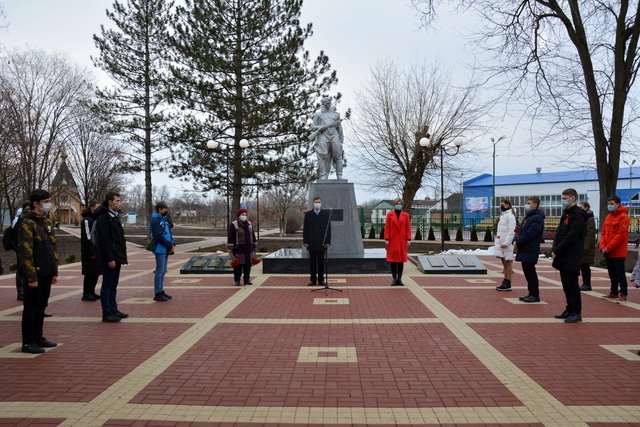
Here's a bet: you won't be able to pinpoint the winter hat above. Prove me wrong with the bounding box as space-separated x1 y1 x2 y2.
237 208 248 217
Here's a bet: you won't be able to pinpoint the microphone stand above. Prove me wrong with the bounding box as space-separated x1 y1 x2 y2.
312 208 342 295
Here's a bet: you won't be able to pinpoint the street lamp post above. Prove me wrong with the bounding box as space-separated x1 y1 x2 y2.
624 159 636 211
206 138 250 227
491 136 506 226
420 135 464 252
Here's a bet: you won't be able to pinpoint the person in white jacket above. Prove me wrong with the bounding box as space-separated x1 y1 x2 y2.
495 199 517 291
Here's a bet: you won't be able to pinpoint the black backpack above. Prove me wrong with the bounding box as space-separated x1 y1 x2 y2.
2 220 20 251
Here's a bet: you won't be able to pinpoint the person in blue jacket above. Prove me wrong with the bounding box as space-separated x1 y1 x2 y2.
150 201 175 301
513 196 545 303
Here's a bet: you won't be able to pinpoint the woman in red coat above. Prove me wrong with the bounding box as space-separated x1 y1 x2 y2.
384 197 412 286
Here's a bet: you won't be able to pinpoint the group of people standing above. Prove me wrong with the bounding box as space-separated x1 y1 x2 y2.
494 189 637 323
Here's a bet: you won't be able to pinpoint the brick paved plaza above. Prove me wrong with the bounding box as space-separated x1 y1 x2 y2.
0 243 639 426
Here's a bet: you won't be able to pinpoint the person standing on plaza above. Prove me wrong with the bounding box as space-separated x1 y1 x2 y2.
303 196 332 286
227 208 257 286
17 189 59 354
578 201 596 291
95 192 129 323
150 201 175 301
631 254 640 288
384 197 411 286
495 199 517 291
6 202 29 301
80 202 101 301
514 196 545 302
552 188 587 323
600 195 631 302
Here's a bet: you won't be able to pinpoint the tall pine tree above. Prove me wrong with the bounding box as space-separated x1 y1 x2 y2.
92 0 173 218
167 0 338 214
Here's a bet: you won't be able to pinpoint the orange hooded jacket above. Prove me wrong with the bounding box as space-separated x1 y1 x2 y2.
599 205 630 258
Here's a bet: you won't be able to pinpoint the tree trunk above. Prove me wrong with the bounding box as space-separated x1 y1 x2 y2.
144 11 153 221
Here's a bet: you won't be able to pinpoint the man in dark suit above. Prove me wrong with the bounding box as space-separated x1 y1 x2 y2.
303 196 331 286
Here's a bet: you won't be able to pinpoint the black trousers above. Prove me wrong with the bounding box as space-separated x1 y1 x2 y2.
83 273 99 295
308 249 325 284
606 257 628 295
560 270 581 315
390 262 404 279
22 274 53 344
521 262 539 297
233 264 251 283
580 263 591 286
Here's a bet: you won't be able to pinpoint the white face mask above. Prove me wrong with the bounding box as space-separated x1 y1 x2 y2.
40 202 52 214
313 203 321 210
239 215 248 221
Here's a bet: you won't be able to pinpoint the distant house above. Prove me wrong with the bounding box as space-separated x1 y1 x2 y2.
368 195 463 234
51 154 83 225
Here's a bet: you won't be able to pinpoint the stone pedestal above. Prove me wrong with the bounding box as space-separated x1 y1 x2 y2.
309 179 364 258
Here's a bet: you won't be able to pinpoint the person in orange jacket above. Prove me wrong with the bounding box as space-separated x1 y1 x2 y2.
600 195 630 302
384 197 412 286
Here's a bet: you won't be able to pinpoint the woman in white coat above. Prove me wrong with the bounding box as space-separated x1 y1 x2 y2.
495 199 517 291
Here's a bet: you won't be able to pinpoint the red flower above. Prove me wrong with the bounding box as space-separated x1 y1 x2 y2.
230 258 239 268
252 258 261 265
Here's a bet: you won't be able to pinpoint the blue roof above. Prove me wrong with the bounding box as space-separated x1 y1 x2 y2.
465 167 640 187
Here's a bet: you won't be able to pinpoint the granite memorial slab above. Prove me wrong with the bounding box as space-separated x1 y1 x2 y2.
180 254 235 274
414 255 487 274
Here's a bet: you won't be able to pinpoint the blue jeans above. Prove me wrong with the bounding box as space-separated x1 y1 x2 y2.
154 253 169 294
100 264 121 316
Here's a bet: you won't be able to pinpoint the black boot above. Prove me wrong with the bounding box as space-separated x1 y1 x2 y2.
391 273 398 286
496 279 512 291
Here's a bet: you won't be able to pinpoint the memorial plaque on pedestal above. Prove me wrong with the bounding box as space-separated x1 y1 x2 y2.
414 255 487 274
180 255 235 274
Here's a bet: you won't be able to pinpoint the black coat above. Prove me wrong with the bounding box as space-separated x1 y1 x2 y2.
303 209 332 251
80 209 100 276
552 204 587 272
94 205 128 267
515 208 545 265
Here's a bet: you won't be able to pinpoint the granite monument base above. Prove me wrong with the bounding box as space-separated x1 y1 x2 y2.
262 248 389 274
180 254 235 274
414 255 487 274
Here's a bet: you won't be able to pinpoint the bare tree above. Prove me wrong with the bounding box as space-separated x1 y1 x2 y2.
153 185 171 205
0 93 22 226
65 107 126 206
351 61 486 211
0 49 91 198
124 184 145 214
263 182 308 236
412 0 640 224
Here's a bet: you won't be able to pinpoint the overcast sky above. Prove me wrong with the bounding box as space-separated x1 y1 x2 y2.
0 0 596 203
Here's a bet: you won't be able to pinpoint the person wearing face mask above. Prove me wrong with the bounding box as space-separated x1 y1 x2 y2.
303 196 331 286
599 195 630 302
495 199 517 291
16 189 59 353
80 201 101 301
150 201 176 301
513 196 545 302
95 191 129 323
551 188 587 323
227 208 257 286
578 201 596 291
384 197 411 286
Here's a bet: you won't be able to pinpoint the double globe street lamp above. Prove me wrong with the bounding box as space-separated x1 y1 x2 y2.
206 138 250 226
419 135 464 252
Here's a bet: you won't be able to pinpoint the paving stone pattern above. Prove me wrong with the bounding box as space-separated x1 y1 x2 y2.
0 247 638 426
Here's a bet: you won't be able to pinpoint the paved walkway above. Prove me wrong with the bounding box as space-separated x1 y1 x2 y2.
0 243 639 426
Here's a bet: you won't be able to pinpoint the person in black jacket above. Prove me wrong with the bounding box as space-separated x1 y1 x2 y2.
552 188 587 323
80 202 101 301
514 196 546 303
95 192 128 323
16 189 59 354
303 196 332 286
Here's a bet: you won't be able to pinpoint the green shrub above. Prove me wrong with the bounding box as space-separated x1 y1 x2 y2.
414 227 423 241
64 254 76 263
427 226 435 240
368 224 376 239
379 225 385 239
444 228 450 241
455 227 463 241
484 227 493 242
470 226 478 241
360 223 365 238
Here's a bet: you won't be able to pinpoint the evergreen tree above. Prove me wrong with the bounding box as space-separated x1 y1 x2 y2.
167 0 338 214
470 225 478 242
360 222 365 239
379 225 385 240
414 227 422 241
455 226 463 241
427 226 435 240
92 0 173 219
484 227 493 242
444 227 450 241
368 224 376 239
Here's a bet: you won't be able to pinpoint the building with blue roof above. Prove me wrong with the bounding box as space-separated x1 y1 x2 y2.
463 167 640 224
